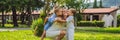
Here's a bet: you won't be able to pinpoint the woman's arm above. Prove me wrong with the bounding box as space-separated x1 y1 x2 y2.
54 17 66 23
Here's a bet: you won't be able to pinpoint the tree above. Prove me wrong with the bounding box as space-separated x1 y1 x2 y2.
0 0 9 27
8 0 21 27
93 0 98 8
0 0 5 27
64 0 89 25
25 0 44 26
99 0 103 8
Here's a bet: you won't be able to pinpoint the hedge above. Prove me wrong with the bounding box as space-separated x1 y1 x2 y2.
77 21 104 27
117 15 120 26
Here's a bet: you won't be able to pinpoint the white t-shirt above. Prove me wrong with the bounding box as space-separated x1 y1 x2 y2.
66 16 75 29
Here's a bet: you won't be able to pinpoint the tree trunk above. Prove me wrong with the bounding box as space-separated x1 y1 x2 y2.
12 6 18 27
1 9 5 27
27 6 32 26
21 12 25 24
20 7 25 24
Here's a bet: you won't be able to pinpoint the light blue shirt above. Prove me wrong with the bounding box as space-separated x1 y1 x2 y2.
44 13 56 30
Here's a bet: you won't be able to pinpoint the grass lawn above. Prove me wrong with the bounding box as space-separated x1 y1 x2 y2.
0 27 120 40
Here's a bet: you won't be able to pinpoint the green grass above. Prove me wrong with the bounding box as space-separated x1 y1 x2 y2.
0 27 120 40
75 27 120 40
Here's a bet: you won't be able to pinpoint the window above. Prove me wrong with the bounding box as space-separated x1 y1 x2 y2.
86 15 99 21
93 15 99 20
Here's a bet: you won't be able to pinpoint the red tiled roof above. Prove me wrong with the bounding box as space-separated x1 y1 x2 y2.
82 8 118 14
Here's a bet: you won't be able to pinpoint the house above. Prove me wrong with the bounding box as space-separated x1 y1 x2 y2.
81 8 118 27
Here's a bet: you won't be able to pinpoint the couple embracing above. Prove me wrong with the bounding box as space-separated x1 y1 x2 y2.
41 6 76 40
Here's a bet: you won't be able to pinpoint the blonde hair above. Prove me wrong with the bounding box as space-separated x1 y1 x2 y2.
54 7 62 13
69 8 76 14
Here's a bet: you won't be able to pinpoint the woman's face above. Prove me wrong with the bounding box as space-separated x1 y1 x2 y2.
63 9 68 17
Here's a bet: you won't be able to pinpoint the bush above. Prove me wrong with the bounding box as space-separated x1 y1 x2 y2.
6 20 13 24
95 21 104 27
6 20 21 24
31 18 44 37
18 24 28 28
117 15 120 26
4 24 14 28
77 21 104 27
75 13 82 21
31 10 46 37
0 24 1 28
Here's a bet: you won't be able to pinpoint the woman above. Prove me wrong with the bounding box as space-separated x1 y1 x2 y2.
46 7 66 40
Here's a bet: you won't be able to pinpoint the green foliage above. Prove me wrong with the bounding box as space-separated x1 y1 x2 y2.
75 13 82 21
117 15 120 26
95 21 104 27
31 18 44 37
77 21 104 27
0 0 45 27
39 10 46 19
6 20 21 24
6 20 12 23
99 0 103 8
4 24 14 28
93 0 98 8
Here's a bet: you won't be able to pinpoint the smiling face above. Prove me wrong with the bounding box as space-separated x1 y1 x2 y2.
63 9 68 16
